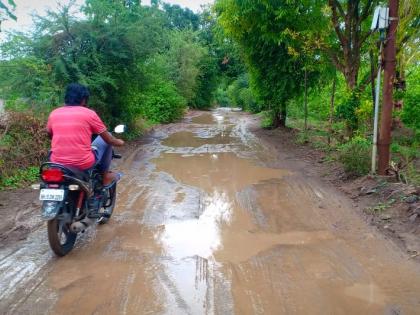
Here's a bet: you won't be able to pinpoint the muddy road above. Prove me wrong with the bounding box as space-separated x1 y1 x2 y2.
1 109 420 314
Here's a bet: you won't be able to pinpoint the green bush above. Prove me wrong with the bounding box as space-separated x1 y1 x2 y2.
239 88 260 113
215 87 230 107
0 111 49 180
259 110 275 129
338 136 371 176
140 81 187 124
401 67 420 133
0 167 39 190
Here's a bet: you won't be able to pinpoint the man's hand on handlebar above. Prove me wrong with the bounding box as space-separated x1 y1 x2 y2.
100 131 125 147
113 139 125 147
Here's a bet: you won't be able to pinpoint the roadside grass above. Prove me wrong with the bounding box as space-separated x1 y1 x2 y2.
285 116 420 184
364 198 397 214
0 166 39 190
258 111 275 129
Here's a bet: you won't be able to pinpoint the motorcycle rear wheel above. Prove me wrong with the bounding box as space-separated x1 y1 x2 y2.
48 218 77 256
98 185 116 225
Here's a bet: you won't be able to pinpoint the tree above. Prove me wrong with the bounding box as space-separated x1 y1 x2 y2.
0 0 16 31
324 0 378 90
163 3 200 31
215 0 316 127
396 0 420 83
283 0 379 133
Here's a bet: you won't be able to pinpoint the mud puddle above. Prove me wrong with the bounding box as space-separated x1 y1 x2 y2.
161 131 235 148
190 112 217 124
1 110 420 314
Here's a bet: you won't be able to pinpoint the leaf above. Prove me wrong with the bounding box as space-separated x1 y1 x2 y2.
0 1 17 21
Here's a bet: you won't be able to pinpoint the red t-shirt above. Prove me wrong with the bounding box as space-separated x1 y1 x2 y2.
47 106 107 170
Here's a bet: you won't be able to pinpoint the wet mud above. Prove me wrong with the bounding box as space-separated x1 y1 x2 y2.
1 109 420 314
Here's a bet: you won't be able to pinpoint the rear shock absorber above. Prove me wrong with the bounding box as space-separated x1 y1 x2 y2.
75 191 85 218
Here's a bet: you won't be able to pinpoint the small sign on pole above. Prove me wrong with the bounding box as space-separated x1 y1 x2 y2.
371 7 389 31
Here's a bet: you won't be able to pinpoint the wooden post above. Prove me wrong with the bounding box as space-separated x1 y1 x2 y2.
378 0 399 175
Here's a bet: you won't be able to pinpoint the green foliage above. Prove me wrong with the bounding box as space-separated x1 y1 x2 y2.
224 74 259 112
0 167 39 190
0 0 16 22
215 87 230 107
0 1 225 190
0 111 49 188
164 31 207 106
0 1 220 127
401 66 420 133
258 111 275 129
366 199 396 213
193 52 219 109
391 142 419 185
391 143 419 162
338 136 371 176
355 99 374 129
215 0 311 126
296 131 309 145
163 3 200 31
140 81 186 124
336 90 361 132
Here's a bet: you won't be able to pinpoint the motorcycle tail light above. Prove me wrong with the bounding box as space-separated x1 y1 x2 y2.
42 169 64 183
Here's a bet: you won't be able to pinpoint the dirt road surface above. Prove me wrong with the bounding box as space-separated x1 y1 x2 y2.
1 109 420 314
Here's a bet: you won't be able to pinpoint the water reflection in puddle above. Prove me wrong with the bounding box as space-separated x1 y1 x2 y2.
160 191 231 259
191 113 216 124
161 131 235 148
151 111 294 312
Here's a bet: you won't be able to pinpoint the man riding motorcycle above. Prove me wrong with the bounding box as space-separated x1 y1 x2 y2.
46 83 125 218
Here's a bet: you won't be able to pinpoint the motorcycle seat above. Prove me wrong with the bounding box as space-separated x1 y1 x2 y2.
65 166 91 182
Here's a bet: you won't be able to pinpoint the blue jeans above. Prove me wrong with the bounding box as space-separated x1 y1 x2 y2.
91 135 112 173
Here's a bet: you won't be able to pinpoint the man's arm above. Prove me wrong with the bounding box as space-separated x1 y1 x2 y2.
99 131 125 147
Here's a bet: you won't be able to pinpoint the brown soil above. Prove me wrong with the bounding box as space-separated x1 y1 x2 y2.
249 114 420 261
0 189 41 248
1 110 419 314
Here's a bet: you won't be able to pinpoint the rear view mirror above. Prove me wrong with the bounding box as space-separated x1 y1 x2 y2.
114 124 126 134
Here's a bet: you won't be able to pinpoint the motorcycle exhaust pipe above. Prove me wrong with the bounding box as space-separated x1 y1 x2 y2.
70 217 96 233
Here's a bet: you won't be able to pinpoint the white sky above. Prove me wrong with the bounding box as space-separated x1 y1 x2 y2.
1 0 214 33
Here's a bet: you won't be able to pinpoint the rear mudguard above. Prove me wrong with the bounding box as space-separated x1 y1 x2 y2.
41 200 65 220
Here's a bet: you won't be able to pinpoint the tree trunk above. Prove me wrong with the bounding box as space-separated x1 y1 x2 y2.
280 103 287 127
272 105 287 128
328 75 337 146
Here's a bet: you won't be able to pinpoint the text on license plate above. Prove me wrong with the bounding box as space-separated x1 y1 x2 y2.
39 189 65 201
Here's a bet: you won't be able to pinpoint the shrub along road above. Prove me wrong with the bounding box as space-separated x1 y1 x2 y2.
1 109 419 314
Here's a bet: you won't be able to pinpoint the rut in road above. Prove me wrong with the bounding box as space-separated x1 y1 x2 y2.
1 109 420 314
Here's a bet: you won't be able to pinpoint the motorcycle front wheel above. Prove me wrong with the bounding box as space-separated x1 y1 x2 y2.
48 218 77 256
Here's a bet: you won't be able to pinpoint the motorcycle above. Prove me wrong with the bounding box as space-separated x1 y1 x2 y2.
32 125 126 256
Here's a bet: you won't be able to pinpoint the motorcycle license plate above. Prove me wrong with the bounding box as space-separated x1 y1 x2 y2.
39 189 65 201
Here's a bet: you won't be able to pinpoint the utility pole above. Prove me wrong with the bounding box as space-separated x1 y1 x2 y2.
304 68 308 131
378 0 399 175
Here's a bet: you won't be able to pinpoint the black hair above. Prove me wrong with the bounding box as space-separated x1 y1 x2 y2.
64 83 90 106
